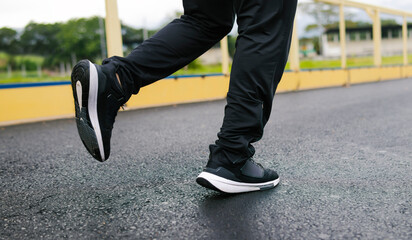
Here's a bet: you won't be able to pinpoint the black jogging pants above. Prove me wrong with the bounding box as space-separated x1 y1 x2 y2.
103 0 298 164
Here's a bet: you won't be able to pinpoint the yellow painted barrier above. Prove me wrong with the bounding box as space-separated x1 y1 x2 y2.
0 85 74 125
0 66 411 126
405 66 412 77
277 72 299 92
297 69 347 90
379 66 402 81
0 76 230 126
126 76 229 109
349 67 381 84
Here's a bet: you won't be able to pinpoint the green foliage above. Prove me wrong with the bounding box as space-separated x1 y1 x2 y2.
0 17 154 69
122 25 144 53
54 17 102 65
2 54 412 84
284 55 412 70
0 71 68 84
381 19 399 26
299 2 341 31
19 22 62 56
306 21 372 32
173 63 225 75
0 18 104 67
312 37 320 55
301 2 401 34
121 25 156 54
1 12 410 84
227 35 237 58
0 27 18 53
187 58 202 69
0 52 44 71
304 24 319 32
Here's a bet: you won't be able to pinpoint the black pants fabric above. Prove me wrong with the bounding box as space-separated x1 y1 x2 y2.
103 0 297 164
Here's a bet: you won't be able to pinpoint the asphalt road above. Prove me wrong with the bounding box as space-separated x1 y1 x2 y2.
1 78 411 239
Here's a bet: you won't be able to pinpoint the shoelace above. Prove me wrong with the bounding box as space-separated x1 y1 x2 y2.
249 158 264 169
106 102 123 130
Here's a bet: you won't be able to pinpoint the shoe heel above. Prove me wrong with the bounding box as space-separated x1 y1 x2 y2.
71 60 90 108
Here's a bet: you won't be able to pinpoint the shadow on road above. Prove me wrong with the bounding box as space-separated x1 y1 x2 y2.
198 188 278 239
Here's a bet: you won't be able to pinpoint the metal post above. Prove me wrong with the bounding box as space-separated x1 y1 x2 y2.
22 64 26 78
7 64 11 78
105 0 123 57
37 64 42 77
402 16 408 66
318 0 412 67
143 18 149 40
71 53 77 69
372 10 382 67
60 62 65 76
66 62 72 76
220 36 230 75
289 18 300 72
98 17 107 59
339 3 347 69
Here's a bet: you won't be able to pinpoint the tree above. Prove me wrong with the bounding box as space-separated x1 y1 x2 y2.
300 2 340 31
381 19 399 26
300 2 357 55
55 17 103 65
0 27 19 54
227 35 237 58
300 2 340 54
19 22 62 55
1 16 167 69
121 24 143 52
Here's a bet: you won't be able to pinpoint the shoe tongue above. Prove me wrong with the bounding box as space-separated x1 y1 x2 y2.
107 76 127 105
112 75 124 95
101 63 126 97
240 159 265 178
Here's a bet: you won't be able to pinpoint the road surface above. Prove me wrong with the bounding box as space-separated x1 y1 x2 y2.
1 78 411 239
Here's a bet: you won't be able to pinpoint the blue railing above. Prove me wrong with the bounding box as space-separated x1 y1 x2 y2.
0 73 225 89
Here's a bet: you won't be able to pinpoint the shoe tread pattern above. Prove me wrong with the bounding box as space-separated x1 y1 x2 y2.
71 60 103 162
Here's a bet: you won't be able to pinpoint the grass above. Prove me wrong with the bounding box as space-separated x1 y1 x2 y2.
173 64 224 75
13 55 44 65
1 54 412 84
0 53 44 68
286 55 412 70
0 71 69 84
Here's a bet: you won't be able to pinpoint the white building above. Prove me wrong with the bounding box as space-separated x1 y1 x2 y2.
322 25 412 58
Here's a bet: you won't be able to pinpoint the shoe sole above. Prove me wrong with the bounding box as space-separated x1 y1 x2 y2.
71 60 105 161
196 172 279 194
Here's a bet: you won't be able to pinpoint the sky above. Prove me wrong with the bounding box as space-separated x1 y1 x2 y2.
0 0 411 32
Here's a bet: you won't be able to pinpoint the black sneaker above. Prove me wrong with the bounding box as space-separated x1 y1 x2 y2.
71 60 126 162
196 158 279 193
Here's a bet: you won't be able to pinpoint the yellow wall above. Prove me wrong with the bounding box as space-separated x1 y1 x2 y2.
297 69 347 90
0 85 74 125
0 76 230 126
379 66 402 80
1 66 411 126
277 72 299 92
349 68 381 84
404 66 412 77
126 76 229 109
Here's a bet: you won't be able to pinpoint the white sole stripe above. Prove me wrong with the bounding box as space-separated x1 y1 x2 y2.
88 61 105 160
76 81 82 108
197 172 279 193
